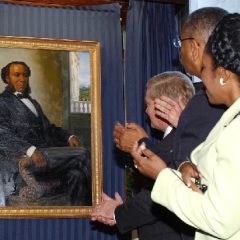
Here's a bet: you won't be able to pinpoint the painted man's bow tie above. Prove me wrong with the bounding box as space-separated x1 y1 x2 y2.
16 93 30 99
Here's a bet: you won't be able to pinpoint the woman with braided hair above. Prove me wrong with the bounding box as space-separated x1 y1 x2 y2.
131 13 240 240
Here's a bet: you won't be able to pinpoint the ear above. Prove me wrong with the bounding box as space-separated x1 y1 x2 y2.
189 40 201 62
217 67 231 83
5 76 9 83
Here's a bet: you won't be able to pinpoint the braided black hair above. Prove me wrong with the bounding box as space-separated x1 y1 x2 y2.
206 13 240 76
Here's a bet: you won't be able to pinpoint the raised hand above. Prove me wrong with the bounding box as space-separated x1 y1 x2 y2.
91 192 123 226
154 96 185 127
113 122 148 153
131 142 167 179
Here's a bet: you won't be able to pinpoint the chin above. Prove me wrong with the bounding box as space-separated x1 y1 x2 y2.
207 95 217 105
16 88 25 92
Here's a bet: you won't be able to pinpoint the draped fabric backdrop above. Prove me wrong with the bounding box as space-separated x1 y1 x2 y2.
125 0 180 136
0 3 124 240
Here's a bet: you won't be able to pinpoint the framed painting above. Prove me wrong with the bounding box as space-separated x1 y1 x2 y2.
0 36 102 218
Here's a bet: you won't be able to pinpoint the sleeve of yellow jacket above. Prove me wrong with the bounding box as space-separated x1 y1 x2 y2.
151 115 240 240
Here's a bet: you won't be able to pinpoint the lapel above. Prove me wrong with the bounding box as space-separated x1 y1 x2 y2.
17 96 40 119
4 90 41 120
157 128 176 168
160 128 175 149
193 98 240 157
27 96 42 116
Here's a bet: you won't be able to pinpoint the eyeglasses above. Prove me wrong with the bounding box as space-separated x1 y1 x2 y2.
173 36 195 48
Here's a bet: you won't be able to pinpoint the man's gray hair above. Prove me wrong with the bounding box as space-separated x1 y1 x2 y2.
146 71 195 106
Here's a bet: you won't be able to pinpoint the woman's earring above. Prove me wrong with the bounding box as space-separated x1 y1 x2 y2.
219 77 226 86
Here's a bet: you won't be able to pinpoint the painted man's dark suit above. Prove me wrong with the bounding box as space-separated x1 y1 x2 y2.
0 89 91 205
115 87 226 240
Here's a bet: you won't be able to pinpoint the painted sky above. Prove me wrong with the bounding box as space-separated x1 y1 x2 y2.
78 51 90 88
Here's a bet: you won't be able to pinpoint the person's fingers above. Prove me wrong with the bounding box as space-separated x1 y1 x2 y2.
125 122 139 129
154 102 172 120
114 122 122 126
102 192 112 201
115 192 123 204
154 96 175 111
113 130 123 139
92 205 101 214
136 142 146 156
113 124 125 135
103 218 116 226
191 170 201 179
91 211 100 219
96 215 104 223
91 207 100 216
155 103 167 112
159 95 176 106
91 216 97 221
132 142 146 157
101 217 109 224
190 182 204 194
190 165 202 178
109 220 117 226
131 142 144 165
113 137 120 144
182 170 199 187
155 109 168 118
183 177 193 188
142 147 156 159
131 141 138 153
114 122 124 128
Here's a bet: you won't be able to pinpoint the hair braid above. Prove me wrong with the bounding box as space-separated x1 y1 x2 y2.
207 13 240 75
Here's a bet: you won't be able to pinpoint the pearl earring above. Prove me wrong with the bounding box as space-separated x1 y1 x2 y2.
219 77 226 86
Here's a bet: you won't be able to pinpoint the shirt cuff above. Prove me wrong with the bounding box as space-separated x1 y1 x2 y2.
26 146 36 157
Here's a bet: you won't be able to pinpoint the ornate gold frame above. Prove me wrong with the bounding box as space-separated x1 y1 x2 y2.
0 36 102 218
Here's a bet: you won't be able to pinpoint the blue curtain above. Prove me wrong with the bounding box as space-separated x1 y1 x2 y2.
125 0 180 135
0 3 124 240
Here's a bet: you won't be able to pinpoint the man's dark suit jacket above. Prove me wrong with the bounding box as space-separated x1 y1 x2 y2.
0 89 70 153
0 89 91 205
115 88 226 240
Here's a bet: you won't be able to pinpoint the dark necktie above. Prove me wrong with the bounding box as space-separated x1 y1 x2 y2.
16 93 29 99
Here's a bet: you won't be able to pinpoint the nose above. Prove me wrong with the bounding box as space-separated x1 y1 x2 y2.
19 74 26 82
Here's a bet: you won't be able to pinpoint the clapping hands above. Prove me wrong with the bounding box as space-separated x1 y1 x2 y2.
91 192 123 226
113 122 148 153
131 142 167 179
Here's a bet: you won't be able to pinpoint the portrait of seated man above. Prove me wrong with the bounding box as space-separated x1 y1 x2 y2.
0 61 91 206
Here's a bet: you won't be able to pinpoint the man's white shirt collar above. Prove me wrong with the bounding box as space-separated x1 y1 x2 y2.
163 125 173 139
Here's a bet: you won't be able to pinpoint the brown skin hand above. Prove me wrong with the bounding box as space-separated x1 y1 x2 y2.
131 142 167 180
69 135 81 147
113 122 148 153
30 150 47 169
